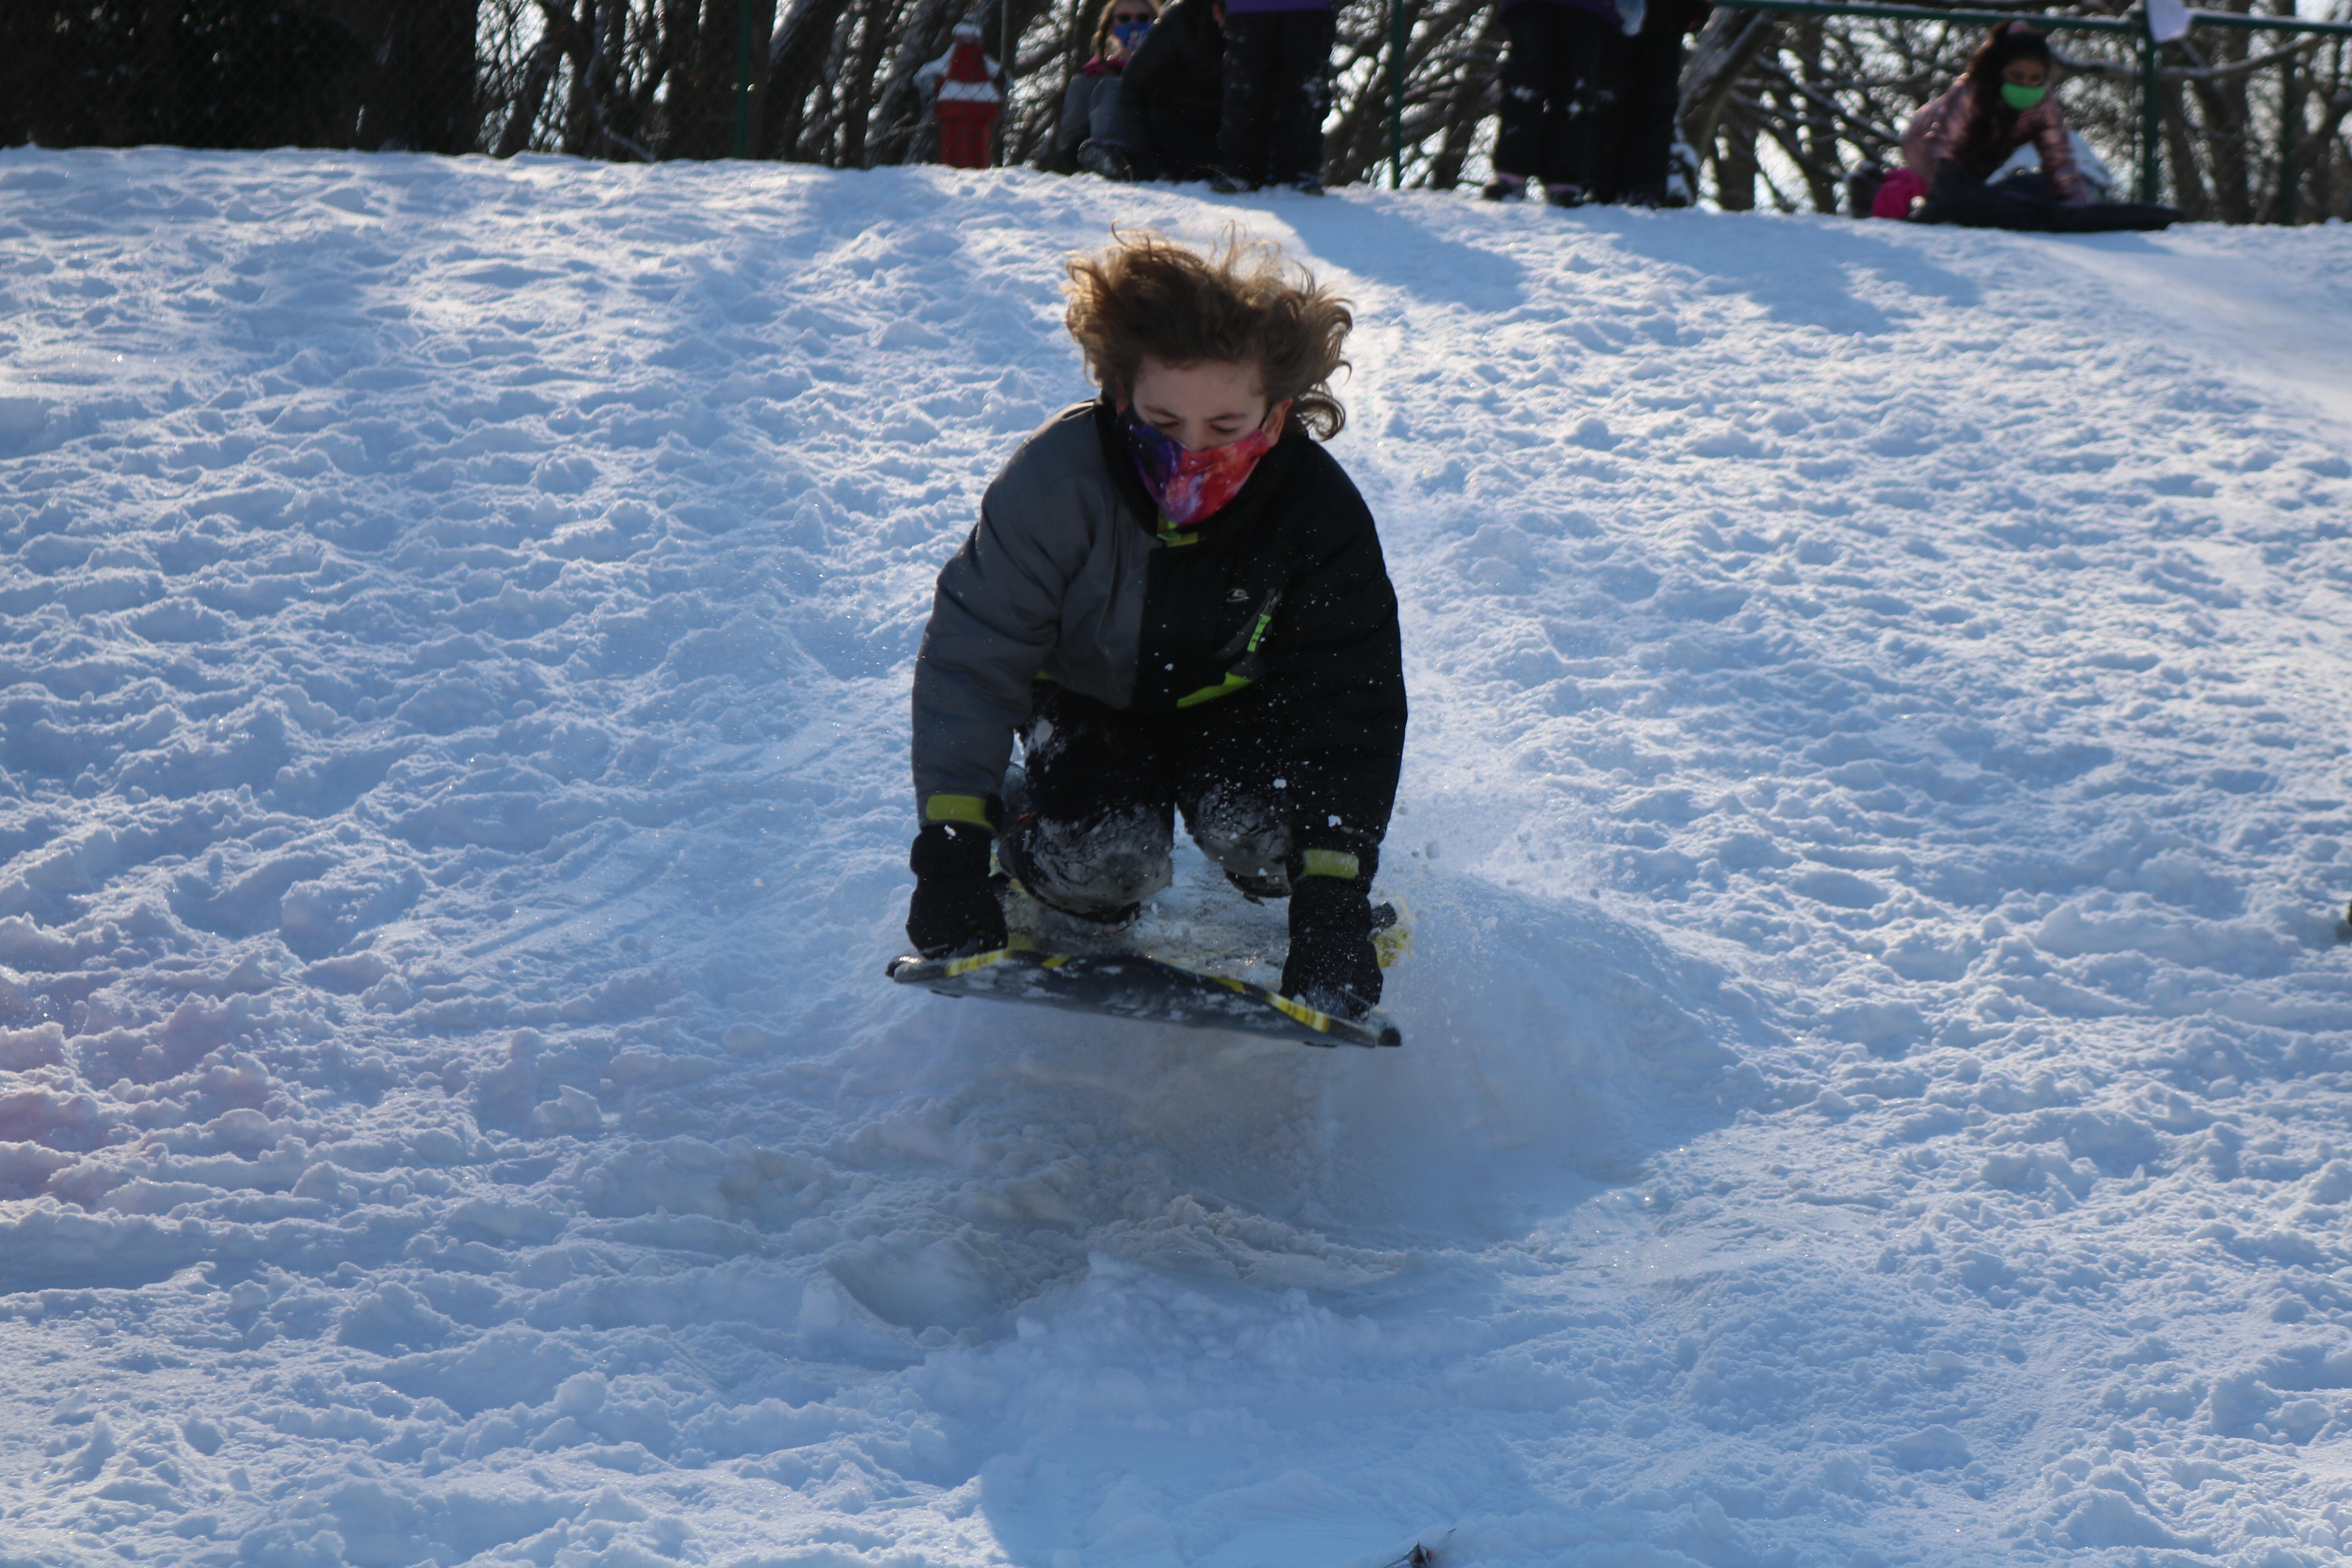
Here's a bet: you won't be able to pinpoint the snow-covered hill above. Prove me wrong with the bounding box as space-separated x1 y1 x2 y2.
3 147 2351 1568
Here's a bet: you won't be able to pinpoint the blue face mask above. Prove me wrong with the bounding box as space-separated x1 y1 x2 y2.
1113 19 1150 49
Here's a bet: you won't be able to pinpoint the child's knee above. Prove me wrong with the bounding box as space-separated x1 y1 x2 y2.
1186 784 1290 887
1009 808 1174 914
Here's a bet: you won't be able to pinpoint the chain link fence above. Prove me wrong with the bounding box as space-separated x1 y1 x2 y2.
5 0 2350 220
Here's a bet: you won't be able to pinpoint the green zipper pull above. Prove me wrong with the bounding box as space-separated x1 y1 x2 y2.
1176 588 1283 708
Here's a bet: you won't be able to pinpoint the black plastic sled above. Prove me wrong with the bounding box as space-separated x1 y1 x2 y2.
886 945 1402 1049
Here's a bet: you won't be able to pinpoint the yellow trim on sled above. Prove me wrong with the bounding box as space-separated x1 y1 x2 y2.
939 940 1040 979
1301 848 1359 880
1267 993 1334 1033
1209 971 1333 1034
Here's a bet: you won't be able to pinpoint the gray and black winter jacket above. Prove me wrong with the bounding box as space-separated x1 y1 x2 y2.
911 397 1406 867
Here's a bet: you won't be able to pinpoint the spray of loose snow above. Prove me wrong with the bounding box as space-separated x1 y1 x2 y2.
2 147 2351 1568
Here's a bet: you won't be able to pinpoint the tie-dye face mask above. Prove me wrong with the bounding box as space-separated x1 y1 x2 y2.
1123 408 1278 526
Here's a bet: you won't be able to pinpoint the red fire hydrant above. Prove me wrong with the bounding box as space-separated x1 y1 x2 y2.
919 20 1004 169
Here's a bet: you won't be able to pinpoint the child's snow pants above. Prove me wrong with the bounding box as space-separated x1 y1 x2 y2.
1000 684 1293 918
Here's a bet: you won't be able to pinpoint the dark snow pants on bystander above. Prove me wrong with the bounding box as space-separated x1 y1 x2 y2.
1216 9 1338 188
1493 2 1619 198
1589 0 1690 202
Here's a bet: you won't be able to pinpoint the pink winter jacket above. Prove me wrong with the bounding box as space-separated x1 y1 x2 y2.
1901 78 2086 202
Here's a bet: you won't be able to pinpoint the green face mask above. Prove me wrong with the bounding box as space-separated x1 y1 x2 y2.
2000 81 2047 111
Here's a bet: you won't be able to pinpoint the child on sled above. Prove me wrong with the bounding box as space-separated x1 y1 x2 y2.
904 231 1407 1017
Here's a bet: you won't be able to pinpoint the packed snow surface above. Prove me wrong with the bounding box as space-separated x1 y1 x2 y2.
3 147 2351 1568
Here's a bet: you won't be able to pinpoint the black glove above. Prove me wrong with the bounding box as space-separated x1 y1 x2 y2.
1281 871 1382 1014
906 822 1006 958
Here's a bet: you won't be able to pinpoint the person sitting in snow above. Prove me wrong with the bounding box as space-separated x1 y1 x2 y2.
1895 22 2179 231
1901 24 2084 207
904 232 1408 1017
1056 0 1160 180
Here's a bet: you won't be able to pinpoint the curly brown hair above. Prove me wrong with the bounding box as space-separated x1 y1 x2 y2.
1063 229 1353 440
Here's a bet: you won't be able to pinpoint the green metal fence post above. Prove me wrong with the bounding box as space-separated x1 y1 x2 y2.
734 0 757 158
2137 8 2160 206
2278 38 2298 223
1389 0 1405 188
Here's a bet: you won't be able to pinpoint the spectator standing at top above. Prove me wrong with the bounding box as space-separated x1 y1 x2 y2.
1483 0 1624 205
1120 0 1228 181
1057 0 1161 179
1209 0 1336 192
